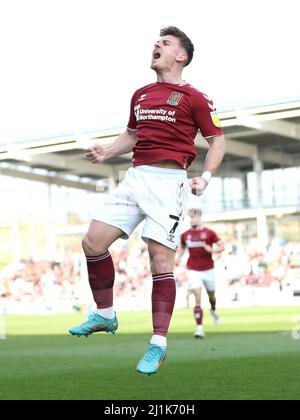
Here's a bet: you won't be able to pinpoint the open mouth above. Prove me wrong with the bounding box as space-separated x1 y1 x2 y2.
153 52 161 60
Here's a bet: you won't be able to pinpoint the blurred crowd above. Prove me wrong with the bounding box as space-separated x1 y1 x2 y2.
1 238 300 306
223 238 300 290
0 258 81 305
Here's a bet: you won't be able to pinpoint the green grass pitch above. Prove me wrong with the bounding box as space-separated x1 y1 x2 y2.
1 307 300 400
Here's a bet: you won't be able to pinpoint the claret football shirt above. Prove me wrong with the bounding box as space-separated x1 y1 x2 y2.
181 227 221 271
127 82 223 169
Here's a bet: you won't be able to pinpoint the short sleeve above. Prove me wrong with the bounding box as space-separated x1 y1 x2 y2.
210 231 221 245
127 92 138 131
192 92 224 139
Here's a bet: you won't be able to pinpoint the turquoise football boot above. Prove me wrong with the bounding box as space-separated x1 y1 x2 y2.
136 344 167 376
69 312 118 338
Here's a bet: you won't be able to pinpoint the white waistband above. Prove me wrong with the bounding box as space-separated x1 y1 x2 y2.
133 165 187 175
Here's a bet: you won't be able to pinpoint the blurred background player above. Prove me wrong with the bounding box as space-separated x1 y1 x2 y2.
177 208 225 338
69 27 225 375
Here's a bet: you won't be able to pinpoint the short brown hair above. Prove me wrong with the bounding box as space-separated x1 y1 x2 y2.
189 208 202 217
160 26 194 67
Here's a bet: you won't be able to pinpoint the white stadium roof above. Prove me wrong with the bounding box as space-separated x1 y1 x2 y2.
1 97 300 192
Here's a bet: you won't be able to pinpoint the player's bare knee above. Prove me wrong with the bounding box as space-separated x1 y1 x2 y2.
82 235 107 256
150 253 171 275
208 291 216 300
82 235 93 255
193 289 202 305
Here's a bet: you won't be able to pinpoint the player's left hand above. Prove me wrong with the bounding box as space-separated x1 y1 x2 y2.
189 177 208 196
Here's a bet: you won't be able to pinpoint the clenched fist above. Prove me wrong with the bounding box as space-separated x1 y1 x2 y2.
86 144 106 164
189 177 208 196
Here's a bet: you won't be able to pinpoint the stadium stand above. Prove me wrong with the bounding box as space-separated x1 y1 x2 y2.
1 98 300 312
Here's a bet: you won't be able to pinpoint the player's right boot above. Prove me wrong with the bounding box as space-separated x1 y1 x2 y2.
194 325 205 339
69 312 118 338
136 344 167 376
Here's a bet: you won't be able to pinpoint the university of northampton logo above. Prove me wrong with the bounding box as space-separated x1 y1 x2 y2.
167 92 183 106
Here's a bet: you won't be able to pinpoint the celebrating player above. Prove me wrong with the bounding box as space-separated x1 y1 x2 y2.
69 27 226 375
177 209 225 338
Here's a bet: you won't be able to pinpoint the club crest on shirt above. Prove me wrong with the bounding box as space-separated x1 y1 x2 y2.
167 92 183 106
201 233 207 240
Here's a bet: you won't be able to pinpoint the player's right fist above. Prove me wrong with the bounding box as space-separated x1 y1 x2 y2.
86 144 106 164
189 177 208 196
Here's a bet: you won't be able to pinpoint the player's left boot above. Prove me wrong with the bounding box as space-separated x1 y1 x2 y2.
136 344 167 376
210 309 221 326
69 312 118 338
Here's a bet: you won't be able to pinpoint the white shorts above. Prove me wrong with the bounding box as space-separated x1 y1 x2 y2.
188 269 216 292
93 165 190 250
